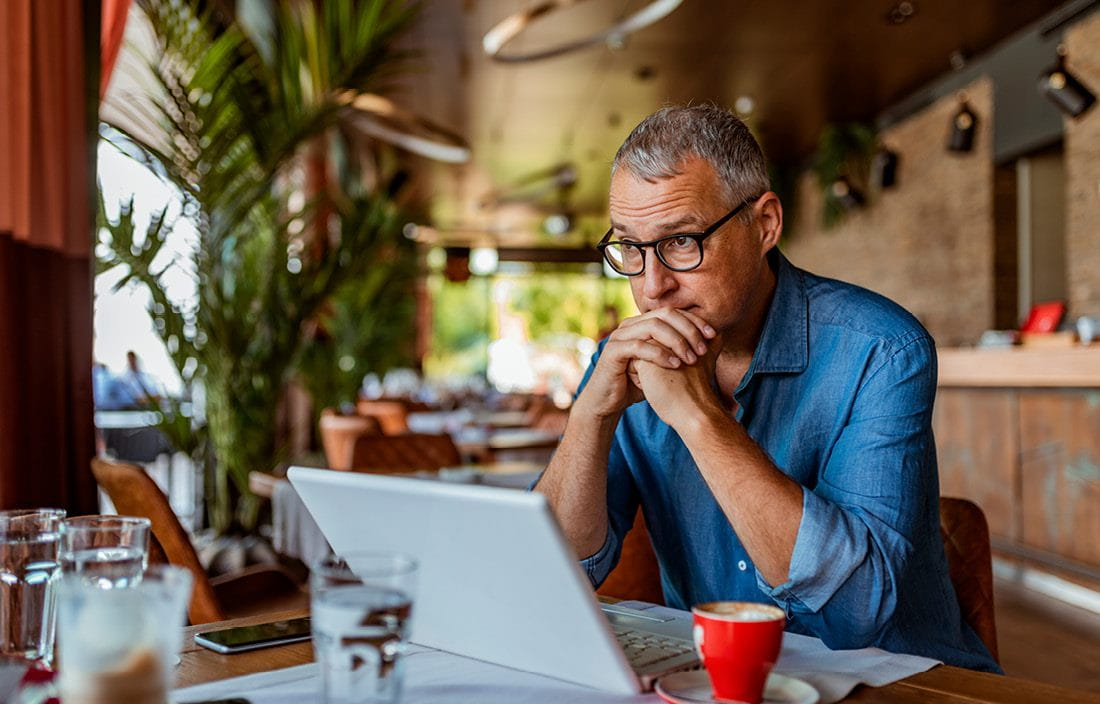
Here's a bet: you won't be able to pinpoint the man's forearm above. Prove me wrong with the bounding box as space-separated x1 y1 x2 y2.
680 404 803 586
534 397 621 559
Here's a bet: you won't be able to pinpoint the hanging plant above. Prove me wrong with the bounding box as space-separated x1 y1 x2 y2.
812 123 877 228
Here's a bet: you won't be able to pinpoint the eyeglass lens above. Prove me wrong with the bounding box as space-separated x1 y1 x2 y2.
604 236 702 274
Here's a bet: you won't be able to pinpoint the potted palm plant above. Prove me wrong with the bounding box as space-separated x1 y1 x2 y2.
97 0 420 534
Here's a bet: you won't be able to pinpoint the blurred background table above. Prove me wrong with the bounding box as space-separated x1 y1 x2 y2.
252 460 545 568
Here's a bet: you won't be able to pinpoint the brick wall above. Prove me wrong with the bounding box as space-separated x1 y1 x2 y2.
780 79 995 347
1066 14 1100 319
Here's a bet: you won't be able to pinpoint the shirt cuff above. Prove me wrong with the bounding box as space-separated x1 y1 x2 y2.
579 527 618 588
755 486 862 614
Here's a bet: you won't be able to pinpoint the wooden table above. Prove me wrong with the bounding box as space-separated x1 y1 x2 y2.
176 610 1100 702
457 427 560 463
473 410 532 428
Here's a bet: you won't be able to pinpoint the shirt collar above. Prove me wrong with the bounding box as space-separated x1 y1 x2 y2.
742 249 809 380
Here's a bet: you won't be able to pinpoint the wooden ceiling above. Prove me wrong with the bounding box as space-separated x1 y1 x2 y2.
385 0 1067 247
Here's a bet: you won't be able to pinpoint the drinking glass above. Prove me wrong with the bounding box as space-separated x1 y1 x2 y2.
55 564 191 704
0 508 66 664
59 516 150 589
312 552 418 704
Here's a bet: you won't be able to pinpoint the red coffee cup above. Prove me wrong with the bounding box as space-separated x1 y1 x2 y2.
691 601 786 703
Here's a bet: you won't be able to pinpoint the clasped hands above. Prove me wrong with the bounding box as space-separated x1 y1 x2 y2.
581 307 725 430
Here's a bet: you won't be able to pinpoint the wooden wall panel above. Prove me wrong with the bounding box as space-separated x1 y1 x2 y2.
933 388 1017 540
1018 391 1100 569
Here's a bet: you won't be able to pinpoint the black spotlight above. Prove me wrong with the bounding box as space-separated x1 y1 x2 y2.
1039 46 1096 118
872 148 900 189
830 176 865 211
947 100 978 153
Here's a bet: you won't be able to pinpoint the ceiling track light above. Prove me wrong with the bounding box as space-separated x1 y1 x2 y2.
830 176 865 211
1039 45 1096 118
947 96 978 153
482 0 683 63
872 148 900 189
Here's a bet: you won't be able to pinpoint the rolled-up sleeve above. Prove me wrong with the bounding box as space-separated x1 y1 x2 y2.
578 435 639 587
557 343 641 588
755 335 936 649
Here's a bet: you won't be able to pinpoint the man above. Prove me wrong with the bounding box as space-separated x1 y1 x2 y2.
535 105 999 672
116 350 163 409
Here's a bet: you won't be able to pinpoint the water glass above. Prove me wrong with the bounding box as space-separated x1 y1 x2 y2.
312 552 418 704
55 564 191 704
59 516 150 588
0 508 66 664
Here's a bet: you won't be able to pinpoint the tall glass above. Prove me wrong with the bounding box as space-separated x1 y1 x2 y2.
0 508 66 664
56 564 191 704
59 516 150 589
312 552 418 704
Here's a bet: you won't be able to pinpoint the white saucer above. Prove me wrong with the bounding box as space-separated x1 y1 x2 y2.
655 670 819 704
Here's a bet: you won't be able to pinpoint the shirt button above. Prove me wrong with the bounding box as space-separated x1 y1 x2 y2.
738 560 747 571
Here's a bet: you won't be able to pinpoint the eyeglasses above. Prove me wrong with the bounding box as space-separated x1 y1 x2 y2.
596 196 759 276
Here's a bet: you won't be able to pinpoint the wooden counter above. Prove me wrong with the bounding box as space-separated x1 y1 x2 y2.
938 346 1100 387
933 345 1100 590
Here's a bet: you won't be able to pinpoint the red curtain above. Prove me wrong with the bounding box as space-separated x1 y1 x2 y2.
0 1 100 512
100 0 131 98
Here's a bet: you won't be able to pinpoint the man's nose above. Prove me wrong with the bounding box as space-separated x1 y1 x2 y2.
641 251 677 300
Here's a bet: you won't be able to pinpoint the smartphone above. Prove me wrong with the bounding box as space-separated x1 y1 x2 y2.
193 617 312 654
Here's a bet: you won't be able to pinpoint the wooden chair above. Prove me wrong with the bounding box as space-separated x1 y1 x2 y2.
596 497 1000 663
355 400 410 435
319 408 382 470
940 496 999 662
349 432 462 473
531 406 569 436
90 458 307 625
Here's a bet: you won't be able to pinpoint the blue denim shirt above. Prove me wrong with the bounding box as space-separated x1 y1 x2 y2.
577 251 1000 672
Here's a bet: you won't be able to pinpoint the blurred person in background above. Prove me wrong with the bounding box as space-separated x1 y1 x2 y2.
92 361 130 410
115 350 164 409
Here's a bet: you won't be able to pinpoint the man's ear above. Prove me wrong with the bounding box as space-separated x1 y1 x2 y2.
755 192 783 253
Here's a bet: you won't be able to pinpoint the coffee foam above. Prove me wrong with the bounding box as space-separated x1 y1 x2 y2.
694 601 784 622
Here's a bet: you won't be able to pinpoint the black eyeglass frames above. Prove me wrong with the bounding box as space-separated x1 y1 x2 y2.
596 196 760 276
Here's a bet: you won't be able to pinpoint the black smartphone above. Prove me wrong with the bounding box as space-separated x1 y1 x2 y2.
193 617 312 654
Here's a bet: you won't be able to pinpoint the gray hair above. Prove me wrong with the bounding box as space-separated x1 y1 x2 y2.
611 105 770 213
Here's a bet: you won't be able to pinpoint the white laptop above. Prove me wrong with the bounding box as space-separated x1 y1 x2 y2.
287 467 699 694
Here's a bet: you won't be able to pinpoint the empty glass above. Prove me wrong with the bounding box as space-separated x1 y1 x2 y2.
59 516 150 589
0 508 66 664
312 552 418 704
56 564 191 704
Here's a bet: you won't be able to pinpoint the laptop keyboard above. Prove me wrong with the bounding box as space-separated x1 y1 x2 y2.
612 625 695 669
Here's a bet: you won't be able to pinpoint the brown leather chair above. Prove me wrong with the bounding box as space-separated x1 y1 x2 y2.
940 496 999 662
597 509 665 605
349 432 462 473
319 408 382 470
355 400 409 435
594 497 999 663
90 458 307 625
